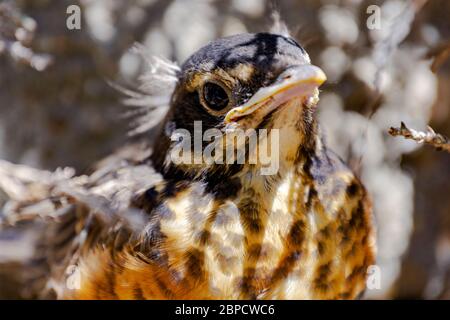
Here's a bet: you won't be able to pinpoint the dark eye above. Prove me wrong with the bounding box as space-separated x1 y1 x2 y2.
202 82 230 111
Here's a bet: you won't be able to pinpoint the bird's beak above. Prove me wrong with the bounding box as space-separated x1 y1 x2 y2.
224 65 326 123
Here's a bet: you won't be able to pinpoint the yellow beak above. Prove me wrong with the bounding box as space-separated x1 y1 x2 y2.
224 65 326 123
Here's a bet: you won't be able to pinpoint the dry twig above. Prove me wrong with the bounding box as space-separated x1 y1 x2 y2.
389 122 450 153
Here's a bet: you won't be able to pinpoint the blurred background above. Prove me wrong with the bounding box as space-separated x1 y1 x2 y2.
0 0 449 299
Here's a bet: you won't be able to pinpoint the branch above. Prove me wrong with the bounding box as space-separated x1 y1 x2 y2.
389 122 450 153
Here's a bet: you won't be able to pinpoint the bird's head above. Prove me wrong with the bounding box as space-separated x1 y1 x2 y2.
152 33 326 180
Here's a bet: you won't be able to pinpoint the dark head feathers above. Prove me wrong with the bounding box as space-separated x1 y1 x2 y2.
181 33 309 75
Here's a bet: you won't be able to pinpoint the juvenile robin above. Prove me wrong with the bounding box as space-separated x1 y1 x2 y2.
0 32 375 300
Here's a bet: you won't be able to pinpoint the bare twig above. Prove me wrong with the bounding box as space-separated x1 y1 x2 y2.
389 122 450 153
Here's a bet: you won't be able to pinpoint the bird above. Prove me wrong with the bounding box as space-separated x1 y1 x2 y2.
0 30 375 300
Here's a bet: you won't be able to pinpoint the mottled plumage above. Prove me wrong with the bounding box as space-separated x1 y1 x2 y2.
0 32 375 300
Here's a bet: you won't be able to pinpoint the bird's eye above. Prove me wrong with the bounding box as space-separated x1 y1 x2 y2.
202 82 230 111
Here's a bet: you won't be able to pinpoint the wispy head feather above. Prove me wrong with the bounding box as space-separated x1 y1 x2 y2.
114 43 180 136
270 11 290 38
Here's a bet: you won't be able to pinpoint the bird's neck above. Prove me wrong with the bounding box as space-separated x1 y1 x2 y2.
150 114 321 195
